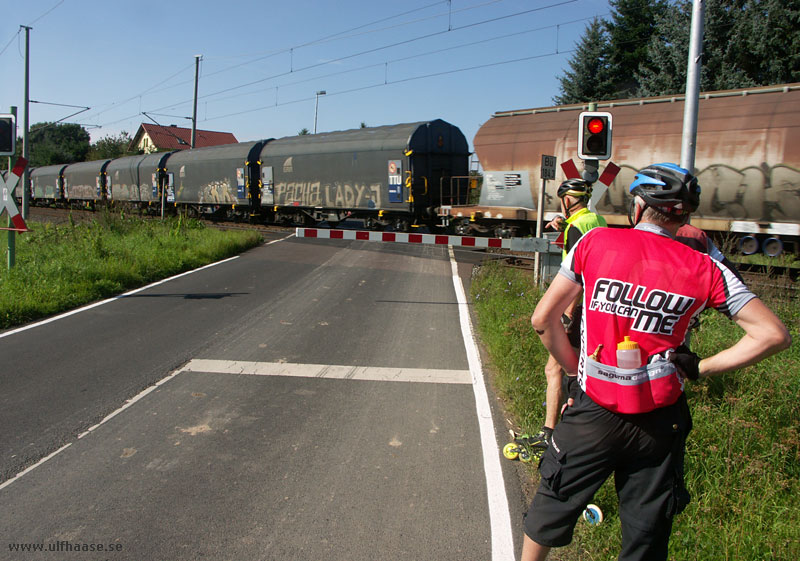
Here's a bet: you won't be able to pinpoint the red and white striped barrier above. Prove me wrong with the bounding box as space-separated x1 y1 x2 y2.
295 228 550 252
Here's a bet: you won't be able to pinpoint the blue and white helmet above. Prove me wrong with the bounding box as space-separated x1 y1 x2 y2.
629 163 700 215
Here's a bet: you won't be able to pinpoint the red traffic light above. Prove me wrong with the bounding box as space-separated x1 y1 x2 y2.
578 111 612 160
587 117 605 134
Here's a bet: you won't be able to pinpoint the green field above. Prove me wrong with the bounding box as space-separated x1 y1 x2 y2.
0 212 263 329
470 260 799 561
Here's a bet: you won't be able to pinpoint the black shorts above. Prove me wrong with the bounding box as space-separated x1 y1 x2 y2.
524 391 692 561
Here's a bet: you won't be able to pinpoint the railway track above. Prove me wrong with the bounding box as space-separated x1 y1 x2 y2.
22 207 800 296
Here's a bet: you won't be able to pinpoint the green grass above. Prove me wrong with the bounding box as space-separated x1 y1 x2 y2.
470 260 800 561
0 211 263 329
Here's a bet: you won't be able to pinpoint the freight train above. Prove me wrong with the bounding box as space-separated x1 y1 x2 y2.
27 119 471 232
466 82 800 255
19 83 800 255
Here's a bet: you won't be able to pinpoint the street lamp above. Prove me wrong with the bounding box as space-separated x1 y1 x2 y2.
314 90 326 134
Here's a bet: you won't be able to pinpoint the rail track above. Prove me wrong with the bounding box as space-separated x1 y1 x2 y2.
22 206 800 296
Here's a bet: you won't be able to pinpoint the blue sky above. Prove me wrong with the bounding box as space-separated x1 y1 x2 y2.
1 0 610 153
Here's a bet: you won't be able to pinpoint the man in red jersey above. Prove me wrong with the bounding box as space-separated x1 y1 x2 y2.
522 163 791 561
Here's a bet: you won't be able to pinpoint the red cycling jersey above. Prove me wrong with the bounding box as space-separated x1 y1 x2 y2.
561 223 755 413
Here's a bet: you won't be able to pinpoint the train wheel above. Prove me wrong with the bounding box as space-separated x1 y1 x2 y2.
454 222 470 236
393 218 410 232
763 237 783 257
739 235 759 255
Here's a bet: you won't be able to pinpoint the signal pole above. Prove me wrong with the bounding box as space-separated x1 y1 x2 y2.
21 25 31 219
7 106 17 269
681 0 704 172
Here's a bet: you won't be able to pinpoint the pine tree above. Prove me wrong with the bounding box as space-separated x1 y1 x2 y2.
635 0 799 97
604 0 670 97
552 18 614 105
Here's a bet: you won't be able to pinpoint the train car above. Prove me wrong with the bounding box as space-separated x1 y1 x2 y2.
31 164 67 202
258 120 469 230
62 159 112 203
469 83 800 254
106 152 173 208
164 141 264 218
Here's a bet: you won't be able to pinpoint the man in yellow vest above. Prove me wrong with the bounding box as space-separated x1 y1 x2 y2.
529 179 607 449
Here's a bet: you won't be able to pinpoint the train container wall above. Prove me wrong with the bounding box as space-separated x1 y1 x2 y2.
165 141 263 207
63 159 111 201
106 155 149 202
473 84 800 236
107 152 172 203
31 164 67 200
259 120 469 214
406 119 470 211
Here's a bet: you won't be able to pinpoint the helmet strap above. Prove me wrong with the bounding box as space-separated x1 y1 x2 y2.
563 197 584 219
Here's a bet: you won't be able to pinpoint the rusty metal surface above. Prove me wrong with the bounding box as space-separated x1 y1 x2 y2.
474 84 800 226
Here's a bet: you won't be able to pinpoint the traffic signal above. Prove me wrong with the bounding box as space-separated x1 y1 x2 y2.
0 115 15 157
578 111 612 160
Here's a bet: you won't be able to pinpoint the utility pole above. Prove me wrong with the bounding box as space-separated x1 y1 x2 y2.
7 106 17 269
191 55 202 149
22 25 31 219
314 90 326 134
681 0 704 172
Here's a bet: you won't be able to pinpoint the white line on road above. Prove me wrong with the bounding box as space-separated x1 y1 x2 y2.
449 246 515 561
183 359 471 384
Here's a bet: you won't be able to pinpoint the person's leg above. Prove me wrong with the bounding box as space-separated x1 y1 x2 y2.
521 534 551 561
543 354 563 431
523 392 619 555
615 400 691 561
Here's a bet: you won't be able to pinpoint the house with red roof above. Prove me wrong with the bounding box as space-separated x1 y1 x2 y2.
129 123 238 153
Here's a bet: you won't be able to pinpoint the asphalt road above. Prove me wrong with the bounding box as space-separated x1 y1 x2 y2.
0 232 528 560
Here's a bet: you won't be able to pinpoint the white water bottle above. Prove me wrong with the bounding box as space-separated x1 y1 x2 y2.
616 336 641 369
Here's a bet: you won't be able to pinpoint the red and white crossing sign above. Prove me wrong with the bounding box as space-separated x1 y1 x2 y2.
1 156 29 232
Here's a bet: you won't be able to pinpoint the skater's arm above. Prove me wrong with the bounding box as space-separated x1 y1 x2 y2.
532 274 582 375
698 298 790 377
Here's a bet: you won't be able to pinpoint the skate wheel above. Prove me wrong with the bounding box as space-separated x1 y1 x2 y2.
502 442 519 460
519 449 533 463
583 504 603 525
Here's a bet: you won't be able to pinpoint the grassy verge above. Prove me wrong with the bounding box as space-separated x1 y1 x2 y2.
0 212 263 329
470 260 799 561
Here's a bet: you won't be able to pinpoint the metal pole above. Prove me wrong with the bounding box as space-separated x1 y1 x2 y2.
680 0 705 172
191 55 201 149
314 90 326 134
534 178 547 285
7 106 17 269
22 26 30 220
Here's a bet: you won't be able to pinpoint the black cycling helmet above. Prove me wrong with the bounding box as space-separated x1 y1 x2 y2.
557 178 592 200
629 163 700 215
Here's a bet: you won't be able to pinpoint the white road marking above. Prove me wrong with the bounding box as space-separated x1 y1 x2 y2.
449 246 515 561
183 359 471 384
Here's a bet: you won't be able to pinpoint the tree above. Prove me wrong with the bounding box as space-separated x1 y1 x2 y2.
555 0 800 103
87 131 135 160
636 0 800 96
27 122 90 167
635 2 693 96
604 0 669 98
298 128 310 135
552 18 615 105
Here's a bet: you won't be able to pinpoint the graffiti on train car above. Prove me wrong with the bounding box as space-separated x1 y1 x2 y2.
274 181 383 208
595 163 800 222
175 179 238 204
109 180 139 200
